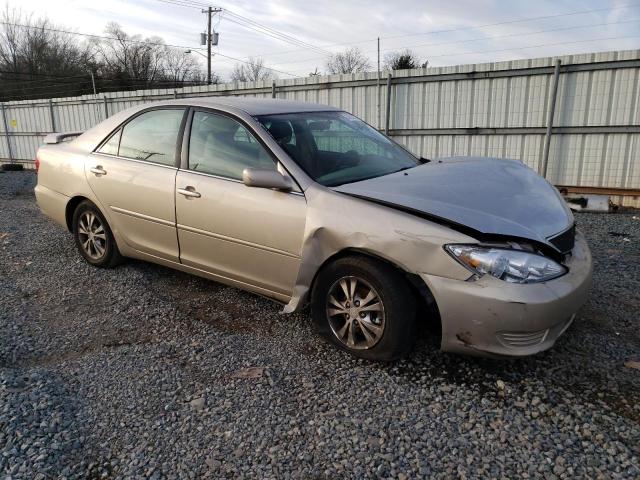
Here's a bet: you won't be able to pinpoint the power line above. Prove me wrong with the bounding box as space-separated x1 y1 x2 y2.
396 18 640 53
221 10 331 55
241 1 640 59
192 3 640 77
279 34 639 74
0 20 297 77
155 0 209 7
3 1 637 85
269 18 640 68
220 14 327 55
147 0 331 55
210 50 295 77
151 0 203 9
0 20 194 49
383 1 640 41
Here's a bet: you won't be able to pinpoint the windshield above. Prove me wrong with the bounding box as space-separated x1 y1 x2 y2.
255 111 421 187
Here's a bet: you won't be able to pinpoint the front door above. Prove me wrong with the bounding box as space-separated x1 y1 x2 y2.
175 110 306 297
87 108 186 262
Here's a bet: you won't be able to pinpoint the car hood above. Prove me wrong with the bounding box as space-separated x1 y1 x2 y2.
333 156 574 247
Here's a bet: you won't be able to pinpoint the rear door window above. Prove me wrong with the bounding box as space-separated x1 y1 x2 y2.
118 109 185 166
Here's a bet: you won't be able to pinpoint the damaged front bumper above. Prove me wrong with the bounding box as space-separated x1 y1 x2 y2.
420 231 593 357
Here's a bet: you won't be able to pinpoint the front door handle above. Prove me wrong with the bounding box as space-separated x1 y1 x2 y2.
90 165 107 176
177 186 201 198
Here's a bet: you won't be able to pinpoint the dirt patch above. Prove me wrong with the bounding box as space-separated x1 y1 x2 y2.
19 332 155 369
142 262 282 336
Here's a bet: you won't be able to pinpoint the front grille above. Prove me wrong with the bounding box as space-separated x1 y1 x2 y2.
548 224 575 254
497 329 549 348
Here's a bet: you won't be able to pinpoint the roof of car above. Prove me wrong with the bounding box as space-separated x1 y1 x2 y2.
170 97 341 116
70 96 342 170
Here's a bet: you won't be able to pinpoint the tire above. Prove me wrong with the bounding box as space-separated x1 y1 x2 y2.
72 200 123 268
311 255 417 361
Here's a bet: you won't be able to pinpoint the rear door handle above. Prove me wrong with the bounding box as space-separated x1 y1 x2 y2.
90 166 107 176
177 187 201 198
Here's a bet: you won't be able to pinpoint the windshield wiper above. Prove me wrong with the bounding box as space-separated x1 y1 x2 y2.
391 166 416 174
327 167 416 187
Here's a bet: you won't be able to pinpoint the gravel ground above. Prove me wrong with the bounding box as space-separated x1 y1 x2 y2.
1 170 639 479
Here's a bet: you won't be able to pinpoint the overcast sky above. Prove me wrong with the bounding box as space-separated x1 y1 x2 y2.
6 0 640 80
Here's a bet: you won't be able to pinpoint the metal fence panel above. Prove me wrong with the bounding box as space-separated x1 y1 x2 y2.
1 48 639 205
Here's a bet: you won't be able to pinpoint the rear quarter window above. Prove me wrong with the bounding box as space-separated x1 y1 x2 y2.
97 129 121 156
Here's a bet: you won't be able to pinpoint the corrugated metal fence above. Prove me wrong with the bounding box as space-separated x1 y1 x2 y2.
1 49 639 206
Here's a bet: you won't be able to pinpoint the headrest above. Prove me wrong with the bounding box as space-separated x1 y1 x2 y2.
268 120 293 144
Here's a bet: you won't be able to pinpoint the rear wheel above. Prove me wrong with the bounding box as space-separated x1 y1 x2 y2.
311 256 416 361
72 200 122 268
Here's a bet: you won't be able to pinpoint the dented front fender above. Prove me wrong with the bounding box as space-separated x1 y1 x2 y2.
283 185 475 313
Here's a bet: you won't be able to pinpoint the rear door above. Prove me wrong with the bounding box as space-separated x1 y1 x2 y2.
87 107 186 262
175 109 306 297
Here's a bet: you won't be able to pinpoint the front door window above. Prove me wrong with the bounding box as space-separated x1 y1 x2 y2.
188 111 276 179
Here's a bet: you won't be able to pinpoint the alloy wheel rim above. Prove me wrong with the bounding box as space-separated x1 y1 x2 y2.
326 276 385 350
78 212 107 260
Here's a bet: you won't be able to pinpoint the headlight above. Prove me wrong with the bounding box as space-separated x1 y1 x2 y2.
445 245 567 284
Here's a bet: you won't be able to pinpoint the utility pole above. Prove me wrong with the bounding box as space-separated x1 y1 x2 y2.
206 6 212 85
90 72 100 123
90 72 97 95
202 7 222 85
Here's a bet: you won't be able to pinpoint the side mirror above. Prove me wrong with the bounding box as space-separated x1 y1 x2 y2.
242 168 293 191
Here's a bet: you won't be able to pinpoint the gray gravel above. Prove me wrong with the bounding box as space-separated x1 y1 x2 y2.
1 171 639 479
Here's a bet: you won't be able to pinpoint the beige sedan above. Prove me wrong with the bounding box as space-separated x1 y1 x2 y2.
35 98 592 360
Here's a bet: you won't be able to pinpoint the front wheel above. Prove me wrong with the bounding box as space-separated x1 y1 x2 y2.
72 200 122 268
311 256 416 361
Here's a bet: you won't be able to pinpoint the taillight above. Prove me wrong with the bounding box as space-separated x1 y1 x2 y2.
35 156 40 172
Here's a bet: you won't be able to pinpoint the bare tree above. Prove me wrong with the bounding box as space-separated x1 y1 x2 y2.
383 49 426 71
90 23 205 90
0 9 205 100
162 48 209 85
0 6 21 73
0 6 94 100
230 57 274 82
326 47 371 74
91 23 165 85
